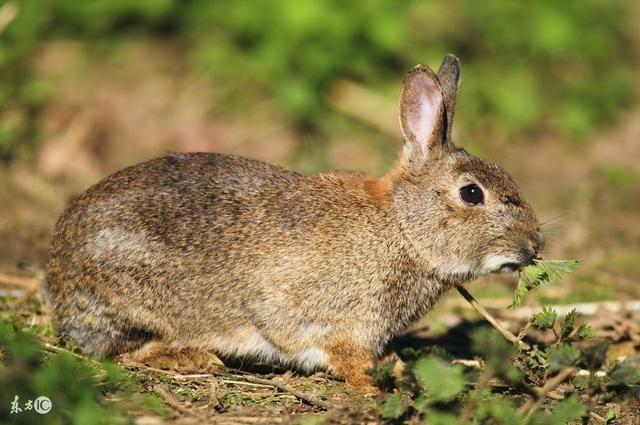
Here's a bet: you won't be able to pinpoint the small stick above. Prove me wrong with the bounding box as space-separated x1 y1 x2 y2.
118 358 207 381
41 342 101 365
518 366 577 417
119 360 341 410
456 286 530 350
0 272 39 289
516 321 532 342
451 359 482 369
153 384 202 419
221 379 276 388
240 375 342 411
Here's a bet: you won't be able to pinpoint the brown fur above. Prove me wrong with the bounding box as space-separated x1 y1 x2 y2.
43 56 543 391
122 342 223 372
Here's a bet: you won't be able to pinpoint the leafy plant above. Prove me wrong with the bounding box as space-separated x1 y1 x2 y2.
0 319 145 424
373 258 640 423
532 306 557 330
510 260 580 308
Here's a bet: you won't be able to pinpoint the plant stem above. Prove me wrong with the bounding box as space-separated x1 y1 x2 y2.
518 366 577 417
240 375 343 410
456 286 530 350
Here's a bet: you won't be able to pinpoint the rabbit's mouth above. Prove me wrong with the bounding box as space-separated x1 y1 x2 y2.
498 262 521 273
493 252 539 274
482 254 526 274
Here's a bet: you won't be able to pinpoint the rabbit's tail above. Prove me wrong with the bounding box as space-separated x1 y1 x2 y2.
45 282 155 358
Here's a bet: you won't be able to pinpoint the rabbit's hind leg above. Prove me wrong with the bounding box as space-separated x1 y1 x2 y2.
53 287 156 358
120 341 225 373
324 338 377 394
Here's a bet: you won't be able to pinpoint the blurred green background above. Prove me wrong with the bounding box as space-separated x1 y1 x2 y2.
0 0 639 302
1 0 638 159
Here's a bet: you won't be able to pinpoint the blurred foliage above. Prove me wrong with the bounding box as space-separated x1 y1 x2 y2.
371 261 639 423
0 319 133 424
0 0 637 159
373 328 639 424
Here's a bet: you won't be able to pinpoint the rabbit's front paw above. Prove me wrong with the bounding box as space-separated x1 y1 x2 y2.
120 341 224 373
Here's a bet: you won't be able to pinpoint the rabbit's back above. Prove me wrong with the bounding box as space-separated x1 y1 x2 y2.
44 153 415 364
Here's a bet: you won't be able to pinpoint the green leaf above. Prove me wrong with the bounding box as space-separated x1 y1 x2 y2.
575 322 596 339
572 374 589 390
546 344 582 372
377 392 407 420
510 259 580 308
609 361 640 386
413 394 431 414
424 410 464 425
583 340 609 370
532 306 558 329
605 407 617 423
367 359 395 391
413 357 467 402
474 397 520 425
471 328 523 383
511 280 529 308
549 395 587 423
560 308 577 339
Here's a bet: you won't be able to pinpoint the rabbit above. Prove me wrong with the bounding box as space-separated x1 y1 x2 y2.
43 54 544 390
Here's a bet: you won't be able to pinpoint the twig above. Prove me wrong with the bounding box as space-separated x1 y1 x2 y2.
240 375 342 410
452 359 482 369
221 379 276 388
519 366 577 417
589 411 606 423
209 416 286 424
118 358 209 381
41 342 101 365
516 321 532 341
153 384 202 419
456 286 530 350
0 272 39 289
119 359 341 410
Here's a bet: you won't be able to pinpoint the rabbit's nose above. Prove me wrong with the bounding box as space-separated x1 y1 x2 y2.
524 231 544 262
533 231 545 253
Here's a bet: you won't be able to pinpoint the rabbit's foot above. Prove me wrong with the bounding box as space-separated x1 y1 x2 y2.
344 372 378 395
120 342 225 373
326 343 378 395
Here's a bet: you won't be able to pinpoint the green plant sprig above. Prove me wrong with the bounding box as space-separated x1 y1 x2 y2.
510 259 581 308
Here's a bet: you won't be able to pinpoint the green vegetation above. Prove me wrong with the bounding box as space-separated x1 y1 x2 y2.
0 0 637 159
0 320 135 424
510 259 580 308
374 260 639 423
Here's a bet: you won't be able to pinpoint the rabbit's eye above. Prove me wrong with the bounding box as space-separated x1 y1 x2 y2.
459 184 484 205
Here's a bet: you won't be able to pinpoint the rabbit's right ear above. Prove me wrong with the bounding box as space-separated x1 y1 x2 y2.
437 54 461 142
399 65 446 166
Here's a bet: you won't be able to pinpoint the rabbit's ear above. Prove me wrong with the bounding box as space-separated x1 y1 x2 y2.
399 64 446 163
437 54 461 142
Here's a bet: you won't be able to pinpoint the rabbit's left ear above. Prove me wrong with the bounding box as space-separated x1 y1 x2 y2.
399 64 446 163
437 54 461 142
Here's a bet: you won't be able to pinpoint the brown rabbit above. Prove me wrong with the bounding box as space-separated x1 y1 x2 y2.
44 55 543 390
